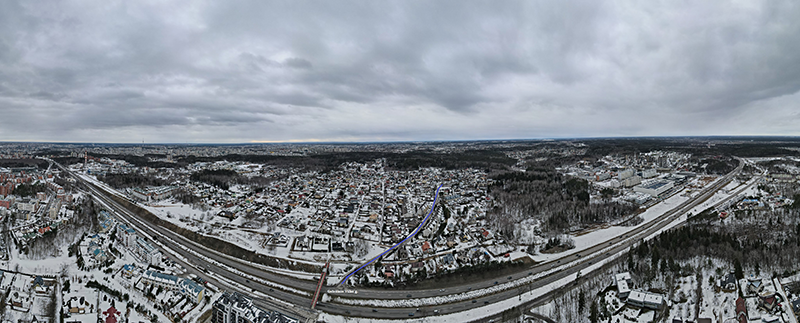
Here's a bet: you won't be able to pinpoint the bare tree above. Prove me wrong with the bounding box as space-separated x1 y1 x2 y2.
352 239 369 258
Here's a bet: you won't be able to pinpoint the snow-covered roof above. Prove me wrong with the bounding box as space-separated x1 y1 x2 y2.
142 270 179 286
178 279 205 299
614 272 631 285
216 292 299 323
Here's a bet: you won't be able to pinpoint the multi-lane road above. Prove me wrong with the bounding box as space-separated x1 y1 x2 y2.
54 158 744 321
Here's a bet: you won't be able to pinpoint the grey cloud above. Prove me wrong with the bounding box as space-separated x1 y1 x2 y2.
284 58 313 69
1 1 800 142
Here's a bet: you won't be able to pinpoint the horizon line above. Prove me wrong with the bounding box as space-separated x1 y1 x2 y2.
2 134 800 145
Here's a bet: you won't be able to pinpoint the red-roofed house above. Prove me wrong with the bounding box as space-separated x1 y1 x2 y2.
421 241 432 254
736 296 747 322
760 293 778 312
103 306 120 323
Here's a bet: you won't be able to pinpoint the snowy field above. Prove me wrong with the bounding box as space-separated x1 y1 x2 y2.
530 185 695 264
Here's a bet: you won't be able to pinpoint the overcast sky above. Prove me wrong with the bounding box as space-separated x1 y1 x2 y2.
1 1 800 143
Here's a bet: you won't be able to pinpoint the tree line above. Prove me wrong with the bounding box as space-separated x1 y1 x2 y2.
487 166 637 241
98 173 168 189
189 169 271 190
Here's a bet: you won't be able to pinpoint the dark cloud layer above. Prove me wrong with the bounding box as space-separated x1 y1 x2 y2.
1 1 800 143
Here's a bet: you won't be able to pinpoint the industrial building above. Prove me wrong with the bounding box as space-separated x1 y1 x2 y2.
633 180 674 197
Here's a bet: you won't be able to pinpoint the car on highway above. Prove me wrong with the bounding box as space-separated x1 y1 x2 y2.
345 310 351 314
372 309 377 312
494 281 498 285
484 301 489 304
407 294 412 298
472 300 477 303
408 313 414 316
434 310 439 314
507 276 512 280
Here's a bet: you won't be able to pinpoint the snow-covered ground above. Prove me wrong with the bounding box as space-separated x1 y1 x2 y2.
530 184 695 264
0 231 176 323
532 174 757 267
322 174 762 319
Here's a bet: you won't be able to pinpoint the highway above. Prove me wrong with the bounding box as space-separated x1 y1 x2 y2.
57 164 318 320
54 158 744 320
471 160 754 323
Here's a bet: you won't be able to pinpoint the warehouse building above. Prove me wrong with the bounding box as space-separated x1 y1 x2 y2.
633 180 674 197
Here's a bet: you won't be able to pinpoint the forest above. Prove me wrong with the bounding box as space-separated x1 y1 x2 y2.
11 182 46 198
97 173 168 189
188 169 271 190
178 149 516 172
23 196 99 259
582 137 800 159
693 156 738 175
0 158 49 169
486 163 637 242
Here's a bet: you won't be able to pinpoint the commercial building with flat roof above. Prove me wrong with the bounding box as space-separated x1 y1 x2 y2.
633 179 674 196
627 290 665 310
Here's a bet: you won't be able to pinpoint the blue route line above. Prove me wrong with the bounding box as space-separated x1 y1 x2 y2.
340 184 443 285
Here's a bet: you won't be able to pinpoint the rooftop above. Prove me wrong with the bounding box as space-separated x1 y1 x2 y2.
640 180 672 190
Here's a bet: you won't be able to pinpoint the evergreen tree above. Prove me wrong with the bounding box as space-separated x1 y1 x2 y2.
627 252 635 271
589 300 598 323
734 258 744 280
651 246 660 267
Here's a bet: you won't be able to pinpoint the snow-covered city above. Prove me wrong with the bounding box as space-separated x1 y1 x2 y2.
2 139 800 323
